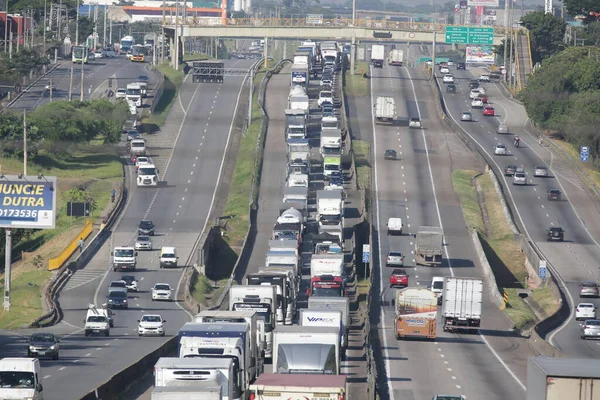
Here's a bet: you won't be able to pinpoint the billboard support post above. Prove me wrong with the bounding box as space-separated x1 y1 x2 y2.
3 228 11 311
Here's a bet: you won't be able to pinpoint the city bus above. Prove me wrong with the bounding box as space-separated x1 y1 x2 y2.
121 35 135 52
72 46 89 64
130 44 146 62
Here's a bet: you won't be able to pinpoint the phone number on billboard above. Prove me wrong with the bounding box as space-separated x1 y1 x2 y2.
0 209 38 218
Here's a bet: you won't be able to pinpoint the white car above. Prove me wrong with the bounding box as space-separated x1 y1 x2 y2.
116 88 127 99
512 172 527 185
409 118 422 128
442 74 454 84
471 98 483 108
318 91 333 107
576 303 597 320
320 78 332 87
469 89 481 99
477 86 487 95
94 52 103 59
440 66 450 74
461 112 473 122
447 61 455 66
479 74 490 81
138 314 165 336
135 156 150 171
151 283 173 301
430 276 445 305
494 143 507 155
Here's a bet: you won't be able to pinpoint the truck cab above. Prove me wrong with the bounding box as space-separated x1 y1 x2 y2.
323 155 341 180
112 246 137 271
309 254 345 297
129 138 146 156
84 304 111 336
126 83 142 107
137 163 159 187
246 269 297 326
0 358 43 400
285 109 308 140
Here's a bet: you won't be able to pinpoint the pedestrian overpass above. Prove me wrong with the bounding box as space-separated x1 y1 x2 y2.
163 17 507 45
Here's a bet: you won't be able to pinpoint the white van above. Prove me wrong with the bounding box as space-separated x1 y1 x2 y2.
0 358 43 400
159 246 178 268
430 276 445 305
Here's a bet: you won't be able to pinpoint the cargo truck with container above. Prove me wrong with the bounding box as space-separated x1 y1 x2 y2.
268 239 299 257
246 268 297 325
415 226 444 266
371 44 385 68
388 49 404 66
177 322 256 393
229 285 277 360
320 128 343 155
300 308 346 350
287 173 309 188
288 86 309 112
308 296 350 350
283 186 308 210
317 189 344 228
313 233 343 254
321 115 339 130
285 109 308 140
272 221 303 246
273 326 341 374
323 154 342 180
265 250 298 272
309 254 345 298
249 374 348 400
151 385 222 400
527 356 600 400
441 277 483 332
153 357 236 400
194 310 265 373
287 146 310 174
290 63 309 87
394 287 437 339
375 96 397 124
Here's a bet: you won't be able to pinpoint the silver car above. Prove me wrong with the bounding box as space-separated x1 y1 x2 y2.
580 319 600 339
534 166 549 177
512 173 527 185
496 124 509 134
461 112 473 121
386 251 405 267
135 235 153 250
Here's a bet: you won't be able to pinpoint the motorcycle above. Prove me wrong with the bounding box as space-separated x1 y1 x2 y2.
513 140 520 148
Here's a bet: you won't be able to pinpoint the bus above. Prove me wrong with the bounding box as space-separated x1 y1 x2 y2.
121 35 135 52
72 46 89 64
130 44 146 62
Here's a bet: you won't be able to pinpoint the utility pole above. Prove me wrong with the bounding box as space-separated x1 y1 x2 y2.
43 0 47 49
174 0 179 70
103 5 107 48
23 109 27 176
80 57 84 101
109 8 113 47
69 66 73 101
161 0 166 64
75 0 80 45
3 0 7 53
58 0 62 42
49 79 53 101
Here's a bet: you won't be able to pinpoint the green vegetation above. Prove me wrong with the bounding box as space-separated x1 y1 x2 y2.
140 63 184 130
344 62 370 97
190 273 230 306
353 140 371 192
451 170 560 329
563 0 600 24
222 72 265 249
0 48 49 84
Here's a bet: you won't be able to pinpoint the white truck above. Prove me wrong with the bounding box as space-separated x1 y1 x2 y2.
112 245 137 271
290 63 309 87
265 250 298 273
283 186 308 210
371 44 385 68
300 308 346 349
320 128 343 155
276 206 305 227
268 239 299 257
137 163 159 187
308 296 350 350
287 157 310 176
287 140 310 165
317 189 344 228
84 303 111 336
321 115 339 130
229 285 277 360
194 310 265 373
249 374 348 400
0 358 44 400
288 86 309 112
152 385 222 400
177 322 256 393
388 49 404 66
415 226 444 266
154 357 236 400
527 356 600 400
126 82 142 107
309 254 345 298
246 268 297 326
286 173 309 188
285 109 308 140
375 96 396 124
273 326 341 374
441 277 483 332
387 217 403 235
129 138 147 156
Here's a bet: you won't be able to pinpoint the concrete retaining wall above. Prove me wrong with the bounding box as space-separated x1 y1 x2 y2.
470 228 504 308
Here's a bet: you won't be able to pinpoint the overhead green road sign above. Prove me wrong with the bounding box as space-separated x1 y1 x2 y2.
445 26 494 45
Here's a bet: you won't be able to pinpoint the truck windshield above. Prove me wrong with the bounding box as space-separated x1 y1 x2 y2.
322 121 338 129
433 281 444 290
131 142 144 148
0 371 35 388
126 88 141 95
312 286 343 297
321 147 341 155
138 167 156 176
324 164 340 171
87 316 107 323
319 215 341 225
114 249 134 257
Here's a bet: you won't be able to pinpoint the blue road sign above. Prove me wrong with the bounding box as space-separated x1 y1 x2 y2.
539 260 548 280
581 145 590 162
362 244 370 263
0 174 57 229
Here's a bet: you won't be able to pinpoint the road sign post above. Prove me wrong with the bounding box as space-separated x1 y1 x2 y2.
362 244 370 278
445 26 494 45
580 145 590 162
538 260 548 280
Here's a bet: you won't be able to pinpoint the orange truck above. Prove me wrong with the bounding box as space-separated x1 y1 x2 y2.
394 287 437 340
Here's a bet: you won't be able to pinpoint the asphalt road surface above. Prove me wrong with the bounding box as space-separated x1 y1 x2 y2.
0 59 255 400
371 45 529 400
435 62 600 358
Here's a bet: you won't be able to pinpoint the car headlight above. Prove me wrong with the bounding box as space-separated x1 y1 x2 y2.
50 345 55 350
29 345 34 350
123 299 127 303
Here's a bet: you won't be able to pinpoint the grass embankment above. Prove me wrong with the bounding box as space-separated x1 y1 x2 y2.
551 137 600 191
451 170 560 330
0 144 122 329
344 61 370 97
190 273 231 306
140 63 184 130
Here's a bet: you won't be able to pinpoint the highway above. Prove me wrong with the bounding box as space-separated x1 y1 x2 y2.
8 55 152 110
0 59 255 400
371 45 529 399
434 63 600 358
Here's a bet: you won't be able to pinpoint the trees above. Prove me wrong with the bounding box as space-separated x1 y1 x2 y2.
563 0 600 23
520 11 566 64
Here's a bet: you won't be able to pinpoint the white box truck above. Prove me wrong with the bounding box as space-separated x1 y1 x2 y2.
300 308 346 349
317 189 344 229
152 384 222 400
273 326 340 374
249 374 348 400
527 356 600 400
371 44 385 68
388 49 404 66
0 358 44 400
112 245 137 272
246 268 297 326
441 277 483 332
375 96 396 124
308 297 350 348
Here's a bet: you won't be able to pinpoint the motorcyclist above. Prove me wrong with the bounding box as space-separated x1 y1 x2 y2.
514 136 520 147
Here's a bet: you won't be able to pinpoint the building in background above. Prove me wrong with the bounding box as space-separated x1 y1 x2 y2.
0 12 34 46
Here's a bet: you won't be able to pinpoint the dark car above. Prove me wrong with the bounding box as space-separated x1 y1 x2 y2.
385 149 397 160
322 103 334 116
469 80 479 89
138 75 149 82
446 84 456 93
547 189 562 201
546 226 564 242
138 219 155 236
329 171 344 182
457 62 466 70
107 288 128 309
27 333 60 360
126 130 140 141
504 165 517 176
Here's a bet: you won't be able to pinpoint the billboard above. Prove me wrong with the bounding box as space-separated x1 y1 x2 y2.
467 0 499 6
0 175 57 229
466 46 495 64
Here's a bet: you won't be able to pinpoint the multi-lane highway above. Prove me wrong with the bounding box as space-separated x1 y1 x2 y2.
9 56 152 110
371 45 530 399
0 58 255 399
434 62 600 358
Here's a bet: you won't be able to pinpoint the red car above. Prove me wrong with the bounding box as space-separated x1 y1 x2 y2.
389 268 409 288
479 95 488 103
483 106 495 116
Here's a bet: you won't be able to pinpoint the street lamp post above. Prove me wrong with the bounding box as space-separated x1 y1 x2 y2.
75 0 80 45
